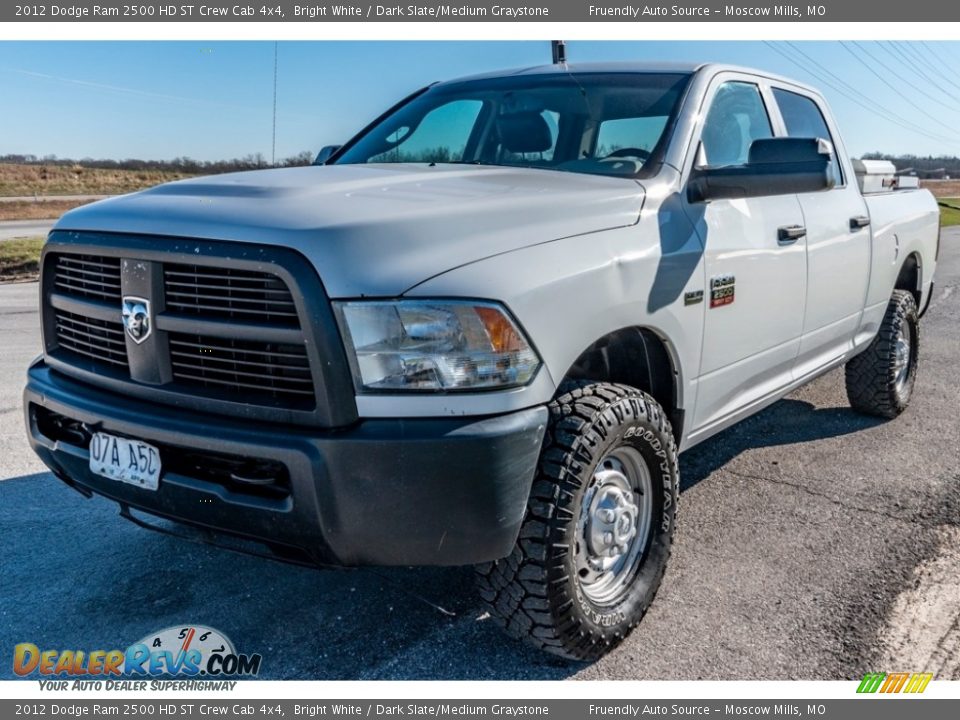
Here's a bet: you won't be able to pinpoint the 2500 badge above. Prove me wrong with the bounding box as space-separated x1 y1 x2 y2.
710 275 736 308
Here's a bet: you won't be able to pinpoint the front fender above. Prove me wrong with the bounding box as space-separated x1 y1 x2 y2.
406 210 706 427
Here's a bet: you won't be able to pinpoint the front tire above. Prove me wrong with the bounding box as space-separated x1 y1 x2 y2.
845 289 919 419
475 381 679 661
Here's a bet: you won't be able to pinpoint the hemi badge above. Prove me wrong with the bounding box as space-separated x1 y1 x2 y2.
710 275 735 308
684 290 704 306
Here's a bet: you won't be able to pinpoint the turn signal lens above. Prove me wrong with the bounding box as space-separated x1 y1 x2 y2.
475 305 524 353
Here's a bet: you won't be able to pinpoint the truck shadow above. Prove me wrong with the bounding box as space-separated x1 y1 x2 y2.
0 398 885 681
0 472 569 680
677 397 886 493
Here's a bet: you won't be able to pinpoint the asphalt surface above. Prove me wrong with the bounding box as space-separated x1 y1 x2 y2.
0 194 110 203
0 233 957 680
0 220 54 241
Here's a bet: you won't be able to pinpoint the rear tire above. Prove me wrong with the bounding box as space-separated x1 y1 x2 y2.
475 381 679 661
844 289 919 419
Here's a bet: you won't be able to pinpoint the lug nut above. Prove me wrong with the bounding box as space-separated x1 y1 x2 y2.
599 509 615 523
603 531 614 544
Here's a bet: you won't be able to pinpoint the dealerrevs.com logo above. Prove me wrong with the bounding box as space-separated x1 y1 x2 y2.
13 625 262 686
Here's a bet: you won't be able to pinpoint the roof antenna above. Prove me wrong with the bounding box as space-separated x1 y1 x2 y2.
551 40 567 65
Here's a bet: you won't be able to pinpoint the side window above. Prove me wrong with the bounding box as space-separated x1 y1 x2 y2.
700 82 773 168
772 88 843 184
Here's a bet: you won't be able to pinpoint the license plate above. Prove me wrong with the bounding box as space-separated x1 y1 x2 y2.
89 432 161 490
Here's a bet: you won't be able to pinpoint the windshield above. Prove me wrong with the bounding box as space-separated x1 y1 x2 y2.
334 72 691 179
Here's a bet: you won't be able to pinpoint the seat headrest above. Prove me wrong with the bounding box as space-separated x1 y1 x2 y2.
496 112 553 154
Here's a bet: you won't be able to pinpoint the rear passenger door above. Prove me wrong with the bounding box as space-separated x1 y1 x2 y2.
685 77 808 435
770 87 870 377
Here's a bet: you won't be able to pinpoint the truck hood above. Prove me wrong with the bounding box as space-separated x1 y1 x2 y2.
54 164 645 297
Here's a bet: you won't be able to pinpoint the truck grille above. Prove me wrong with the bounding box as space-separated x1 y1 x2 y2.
44 247 325 415
169 334 315 404
54 254 122 302
163 264 300 325
54 309 129 369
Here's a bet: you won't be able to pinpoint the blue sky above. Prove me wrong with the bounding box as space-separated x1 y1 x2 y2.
2 40 960 161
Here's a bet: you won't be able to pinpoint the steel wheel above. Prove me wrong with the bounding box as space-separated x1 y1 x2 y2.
575 445 654 606
845 290 920 419
893 322 912 394
475 381 679 661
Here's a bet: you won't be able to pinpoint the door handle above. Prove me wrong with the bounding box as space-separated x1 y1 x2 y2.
850 215 871 230
777 225 806 244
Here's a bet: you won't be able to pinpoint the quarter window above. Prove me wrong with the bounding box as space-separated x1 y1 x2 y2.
700 82 773 168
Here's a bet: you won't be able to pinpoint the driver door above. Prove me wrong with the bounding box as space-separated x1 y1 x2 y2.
684 78 808 438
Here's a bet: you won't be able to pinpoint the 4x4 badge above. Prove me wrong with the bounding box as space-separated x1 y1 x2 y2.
122 296 152 344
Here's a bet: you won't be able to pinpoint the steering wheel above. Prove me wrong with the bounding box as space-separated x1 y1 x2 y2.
603 147 652 161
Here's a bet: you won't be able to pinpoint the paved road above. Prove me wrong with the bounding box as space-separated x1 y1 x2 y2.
0 194 110 203
0 234 957 680
0 281 44 480
0 220 54 241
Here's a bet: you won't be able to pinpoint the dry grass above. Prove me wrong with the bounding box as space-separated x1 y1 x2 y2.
0 199 94 221
0 163 195 197
920 179 960 198
0 237 44 281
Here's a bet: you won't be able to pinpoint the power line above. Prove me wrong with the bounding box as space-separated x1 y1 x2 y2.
771 43 957 146
840 40 955 143
778 42 950 140
885 41 960 103
764 42 957 147
785 41 908 112
843 42 960 122
777 42 939 138
900 41 960 93
918 41 960 86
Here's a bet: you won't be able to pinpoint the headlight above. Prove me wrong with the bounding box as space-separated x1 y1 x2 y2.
334 300 542 391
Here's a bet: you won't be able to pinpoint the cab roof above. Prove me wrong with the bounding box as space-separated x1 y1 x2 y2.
437 61 818 96
440 61 706 84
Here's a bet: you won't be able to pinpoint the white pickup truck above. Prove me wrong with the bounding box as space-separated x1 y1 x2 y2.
25 62 939 660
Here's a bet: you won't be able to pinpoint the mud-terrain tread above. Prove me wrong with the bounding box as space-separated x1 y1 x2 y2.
475 380 679 661
845 290 919 419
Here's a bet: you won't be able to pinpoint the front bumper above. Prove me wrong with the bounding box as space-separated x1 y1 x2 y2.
24 360 547 567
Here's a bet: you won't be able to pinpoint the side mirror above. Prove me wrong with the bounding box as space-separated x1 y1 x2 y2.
688 137 835 203
314 145 342 165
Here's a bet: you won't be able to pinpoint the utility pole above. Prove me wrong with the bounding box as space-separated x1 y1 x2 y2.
271 41 278 166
